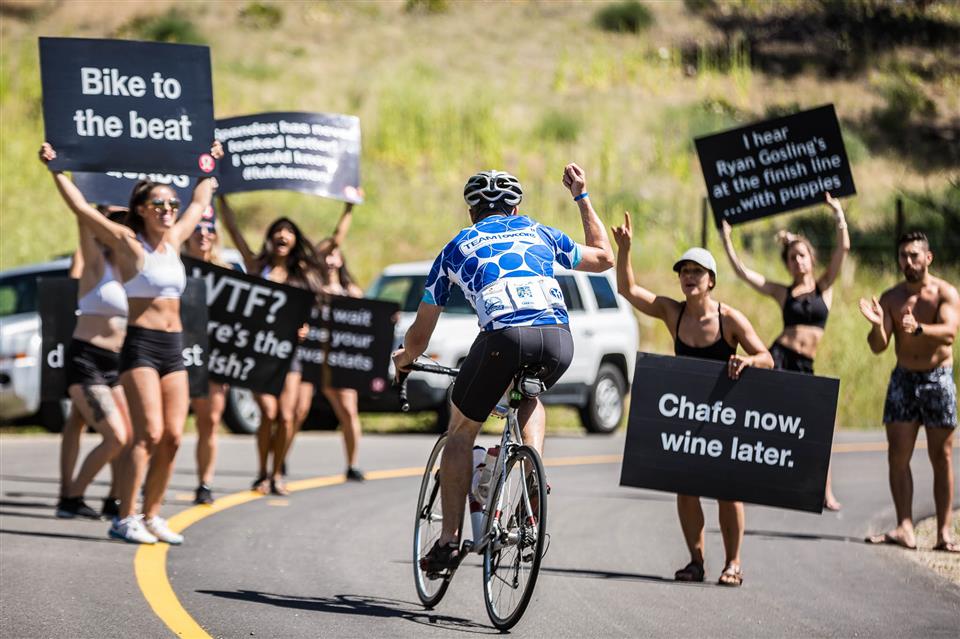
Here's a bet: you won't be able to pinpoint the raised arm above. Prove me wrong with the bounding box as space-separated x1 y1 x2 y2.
860 293 893 353
39 144 134 251
329 202 354 249
169 141 223 247
817 192 850 292
217 193 257 271
611 212 677 324
720 221 784 303
562 163 614 273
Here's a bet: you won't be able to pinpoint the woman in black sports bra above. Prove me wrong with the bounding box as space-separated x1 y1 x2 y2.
612 212 773 588
720 192 849 509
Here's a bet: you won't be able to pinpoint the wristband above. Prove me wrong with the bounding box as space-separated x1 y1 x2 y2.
573 192 589 202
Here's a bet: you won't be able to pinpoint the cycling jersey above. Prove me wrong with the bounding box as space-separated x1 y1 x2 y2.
423 214 582 331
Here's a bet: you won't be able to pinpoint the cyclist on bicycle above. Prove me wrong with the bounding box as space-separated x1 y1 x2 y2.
393 163 614 575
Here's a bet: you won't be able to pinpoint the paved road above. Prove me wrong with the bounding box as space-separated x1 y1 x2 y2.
1 430 957 638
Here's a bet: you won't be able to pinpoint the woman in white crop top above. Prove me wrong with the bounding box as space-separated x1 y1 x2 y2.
41 141 223 545
54 204 133 521
219 194 325 496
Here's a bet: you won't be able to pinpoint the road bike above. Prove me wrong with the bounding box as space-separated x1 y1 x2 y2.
399 360 549 631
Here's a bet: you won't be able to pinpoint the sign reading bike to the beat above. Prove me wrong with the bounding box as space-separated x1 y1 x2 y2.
215 112 363 203
182 257 314 396
620 353 839 513
39 37 216 176
299 296 398 393
39 277 209 400
695 104 856 226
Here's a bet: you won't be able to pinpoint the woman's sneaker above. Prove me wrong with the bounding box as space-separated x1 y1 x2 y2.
194 484 214 505
109 515 158 544
56 497 101 520
144 516 184 545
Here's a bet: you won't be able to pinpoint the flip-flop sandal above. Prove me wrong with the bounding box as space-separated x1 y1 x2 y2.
674 561 705 582
251 475 270 495
718 564 743 587
932 541 960 553
270 478 290 496
864 533 917 550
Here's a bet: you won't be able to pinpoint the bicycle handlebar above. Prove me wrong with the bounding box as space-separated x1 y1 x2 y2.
395 360 460 413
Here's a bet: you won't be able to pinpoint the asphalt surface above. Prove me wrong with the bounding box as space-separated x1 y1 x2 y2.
1 430 957 638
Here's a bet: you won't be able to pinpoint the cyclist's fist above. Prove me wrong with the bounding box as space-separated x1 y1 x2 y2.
562 163 586 198
392 347 412 380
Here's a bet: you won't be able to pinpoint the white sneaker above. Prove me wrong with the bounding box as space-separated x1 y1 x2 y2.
109 515 158 544
144 516 184 545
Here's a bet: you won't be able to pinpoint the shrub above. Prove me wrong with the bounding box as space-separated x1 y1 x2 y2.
682 0 716 14
405 0 449 13
594 1 654 34
239 2 283 29
535 110 580 143
122 9 205 44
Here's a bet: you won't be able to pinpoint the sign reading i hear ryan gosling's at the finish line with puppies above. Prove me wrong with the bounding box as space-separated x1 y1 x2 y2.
694 104 856 227
215 112 363 203
39 37 216 176
620 353 839 513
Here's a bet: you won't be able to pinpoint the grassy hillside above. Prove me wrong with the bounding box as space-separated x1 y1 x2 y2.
1 0 957 429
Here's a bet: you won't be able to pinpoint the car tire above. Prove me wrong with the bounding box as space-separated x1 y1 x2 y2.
222 387 260 435
579 363 626 434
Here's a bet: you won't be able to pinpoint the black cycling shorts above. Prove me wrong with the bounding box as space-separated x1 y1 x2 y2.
66 339 121 388
119 326 185 377
451 324 574 422
770 342 814 375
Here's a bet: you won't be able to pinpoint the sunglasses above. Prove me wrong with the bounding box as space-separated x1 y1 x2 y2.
150 198 181 210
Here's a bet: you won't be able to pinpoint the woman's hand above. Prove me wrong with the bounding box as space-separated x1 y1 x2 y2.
728 353 750 380
210 140 224 160
38 143 56 165
825 191 844 219
611 211 633 251
562 163 586 198
297 323 309 342
858 296 883 327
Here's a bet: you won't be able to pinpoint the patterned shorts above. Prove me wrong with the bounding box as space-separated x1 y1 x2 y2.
883 366 957 429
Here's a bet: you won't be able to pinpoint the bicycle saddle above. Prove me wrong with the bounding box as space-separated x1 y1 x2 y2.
515 366 547 399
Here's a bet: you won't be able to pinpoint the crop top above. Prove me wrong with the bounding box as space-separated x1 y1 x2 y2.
77 260 128 318
782 285 829 329
123 236 186 300
674 302 737 362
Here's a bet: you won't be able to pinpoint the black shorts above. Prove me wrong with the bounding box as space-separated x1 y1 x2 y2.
883 366 957 429
770 342 814 375
451 324 574 422
66 339 121 388
119 326 185 377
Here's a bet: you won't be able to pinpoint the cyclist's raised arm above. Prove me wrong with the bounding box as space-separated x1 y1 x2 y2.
562 163 614 273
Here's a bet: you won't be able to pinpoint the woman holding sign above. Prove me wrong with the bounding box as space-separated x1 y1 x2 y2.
52 204 132 521
719 193 849 510
182 207 229 505
612 212 773 587
302 203 367 481
41 140 223 545
218 196 322 496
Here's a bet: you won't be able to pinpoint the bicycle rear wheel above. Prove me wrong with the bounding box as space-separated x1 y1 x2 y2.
413 433 461 608
482 445 548 630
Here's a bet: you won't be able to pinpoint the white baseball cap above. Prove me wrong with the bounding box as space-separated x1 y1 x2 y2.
673 248 718 279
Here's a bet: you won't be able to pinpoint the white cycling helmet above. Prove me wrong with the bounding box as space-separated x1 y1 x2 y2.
463 170 523 210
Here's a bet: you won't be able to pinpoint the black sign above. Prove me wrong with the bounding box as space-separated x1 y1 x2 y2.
39 37 216 176
215 112 362 203
299 296 398 393
72 171 198 208
695 104 856 226
39 277 209 400
182 257 314 396
620 353 839 513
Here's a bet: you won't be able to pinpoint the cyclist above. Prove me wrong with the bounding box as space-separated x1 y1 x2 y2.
393 164 614 576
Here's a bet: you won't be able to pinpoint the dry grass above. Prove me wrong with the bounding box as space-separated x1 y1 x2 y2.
908 512 960 585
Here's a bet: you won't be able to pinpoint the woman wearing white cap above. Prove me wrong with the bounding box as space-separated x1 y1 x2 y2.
612 212 773 587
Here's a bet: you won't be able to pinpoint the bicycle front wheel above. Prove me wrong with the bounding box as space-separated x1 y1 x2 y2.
482 445 548 630
412 433 460 608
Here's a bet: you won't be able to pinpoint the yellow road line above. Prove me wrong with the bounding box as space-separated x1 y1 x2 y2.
136 442 954 638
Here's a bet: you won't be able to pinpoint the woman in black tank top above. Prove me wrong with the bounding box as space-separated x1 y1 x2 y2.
720 192 849 510
612 212 773 587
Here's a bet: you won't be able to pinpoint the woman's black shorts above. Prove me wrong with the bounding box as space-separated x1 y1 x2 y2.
451 324 574 422
119 326 185 377
66 339 121 388
770 342 814 375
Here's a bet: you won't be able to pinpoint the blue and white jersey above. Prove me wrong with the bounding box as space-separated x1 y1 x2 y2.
423 215 583 331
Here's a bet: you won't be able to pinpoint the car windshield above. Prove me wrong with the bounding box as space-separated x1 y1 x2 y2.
0 270 69 317
368 275 473 314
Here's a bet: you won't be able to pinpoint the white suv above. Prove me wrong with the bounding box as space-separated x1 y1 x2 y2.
368 261 639 433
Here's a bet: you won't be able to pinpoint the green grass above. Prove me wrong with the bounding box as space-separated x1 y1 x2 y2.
2 1 958 430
